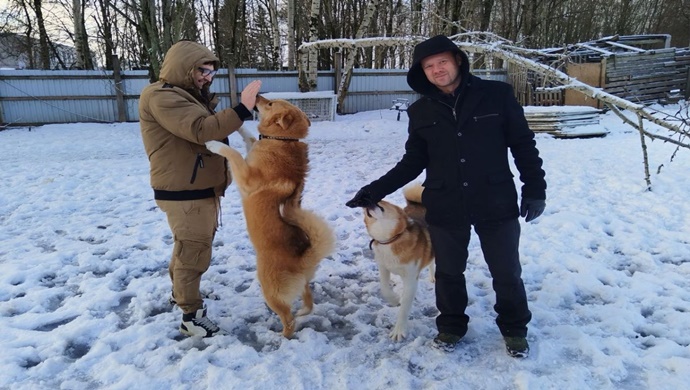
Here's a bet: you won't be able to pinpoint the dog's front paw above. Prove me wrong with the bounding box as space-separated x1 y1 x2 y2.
205 140 227 155
390 324 407 341
381 291 400 307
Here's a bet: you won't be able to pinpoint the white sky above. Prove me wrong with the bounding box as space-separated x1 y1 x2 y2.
1 102 689 389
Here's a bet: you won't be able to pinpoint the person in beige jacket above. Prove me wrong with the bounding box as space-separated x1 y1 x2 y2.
139 40 261 337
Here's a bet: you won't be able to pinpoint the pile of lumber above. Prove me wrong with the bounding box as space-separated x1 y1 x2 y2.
523 106 608 138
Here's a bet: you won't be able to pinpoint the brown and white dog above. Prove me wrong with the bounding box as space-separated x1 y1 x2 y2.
362 183 435 341
206 95 335 338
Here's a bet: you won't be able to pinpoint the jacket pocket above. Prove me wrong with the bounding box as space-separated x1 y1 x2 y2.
411 119 438 132
421 179 444 206
473 113 500 122
190 153 204 184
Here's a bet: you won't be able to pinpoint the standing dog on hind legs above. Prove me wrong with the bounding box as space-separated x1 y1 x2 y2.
362 183 435 341
205 95 335 338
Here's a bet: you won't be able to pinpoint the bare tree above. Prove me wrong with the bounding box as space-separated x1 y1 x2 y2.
298 0 320 91
336 0 381 112
218 0 248 67
286 0 296 69
72 0 94 69
263 0 282 68
30 0 51 68
93 0 115 69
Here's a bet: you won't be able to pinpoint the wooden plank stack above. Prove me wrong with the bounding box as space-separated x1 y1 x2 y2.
523 106 608 138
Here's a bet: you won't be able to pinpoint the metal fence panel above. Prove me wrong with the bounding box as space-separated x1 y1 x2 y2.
0 68 508 126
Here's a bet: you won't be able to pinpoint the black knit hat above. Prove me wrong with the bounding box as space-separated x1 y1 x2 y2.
407 35 470 95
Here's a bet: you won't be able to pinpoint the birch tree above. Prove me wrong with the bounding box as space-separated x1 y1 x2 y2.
72 0 94 69
336 0 381 112
298 0 320 91
286 0 296 69
265 0 282 68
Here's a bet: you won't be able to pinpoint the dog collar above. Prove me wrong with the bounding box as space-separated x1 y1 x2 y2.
369 232 403 249
258 134 300 142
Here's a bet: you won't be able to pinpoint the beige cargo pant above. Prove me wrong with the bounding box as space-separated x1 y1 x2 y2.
156 197 219 314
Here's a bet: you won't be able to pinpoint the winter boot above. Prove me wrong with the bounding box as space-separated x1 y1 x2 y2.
432 332 463 352
504 336 529 358
179 305 220 337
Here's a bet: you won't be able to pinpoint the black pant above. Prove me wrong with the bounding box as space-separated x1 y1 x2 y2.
429 218 532 338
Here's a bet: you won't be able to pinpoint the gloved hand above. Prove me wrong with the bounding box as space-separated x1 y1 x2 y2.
520 198 546 222
346 188 379 208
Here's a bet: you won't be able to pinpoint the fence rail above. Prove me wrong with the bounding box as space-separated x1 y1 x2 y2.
0 68 507 127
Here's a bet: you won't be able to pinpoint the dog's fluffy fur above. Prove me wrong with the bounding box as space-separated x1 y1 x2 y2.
206 96 335 338
235 126 256 154
363 183 435 341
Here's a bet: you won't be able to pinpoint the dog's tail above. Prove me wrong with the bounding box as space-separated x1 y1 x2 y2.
402 182 427 229
280 204 335 267
403 182 424 204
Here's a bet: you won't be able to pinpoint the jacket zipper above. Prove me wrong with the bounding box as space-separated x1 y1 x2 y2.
190 153 204 184
436 93 462 121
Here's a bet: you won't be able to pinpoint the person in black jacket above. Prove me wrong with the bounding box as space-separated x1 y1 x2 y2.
346 35 546 358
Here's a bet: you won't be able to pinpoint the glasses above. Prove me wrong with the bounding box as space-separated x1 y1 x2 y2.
197 67 218 77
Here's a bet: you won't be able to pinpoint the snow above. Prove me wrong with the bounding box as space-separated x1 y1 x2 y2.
1 103 689 389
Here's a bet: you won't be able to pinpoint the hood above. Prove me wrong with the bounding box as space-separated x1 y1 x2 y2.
407 35 470 96
159 41 220 90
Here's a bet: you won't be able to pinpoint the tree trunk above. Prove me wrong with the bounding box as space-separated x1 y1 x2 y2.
97 0 115 70
140 0 163 81
287 0 296 70
267 0 282 68
32 0 51 69
410 0 422 35
336 0 381 113
73 0 94 69
299 0 321 91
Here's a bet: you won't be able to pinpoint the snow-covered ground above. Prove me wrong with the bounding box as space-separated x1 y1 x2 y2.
1 104 689 389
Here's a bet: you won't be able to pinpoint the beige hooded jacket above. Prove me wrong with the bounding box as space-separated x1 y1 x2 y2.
139 41 247 200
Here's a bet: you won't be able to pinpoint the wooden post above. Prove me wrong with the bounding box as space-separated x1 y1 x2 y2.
112 55 127 122
334 51 342 95
599 58 607 109
227 53 238 107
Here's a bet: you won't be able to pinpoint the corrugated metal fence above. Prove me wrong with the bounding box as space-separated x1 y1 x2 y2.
0 68 507 126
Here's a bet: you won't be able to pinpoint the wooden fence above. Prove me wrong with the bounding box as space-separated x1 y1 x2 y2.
509 47 690 108
602 48 690 103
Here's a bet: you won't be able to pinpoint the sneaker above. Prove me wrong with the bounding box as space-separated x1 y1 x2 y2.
432 332 463 352
504 336 529 358
179 305 220 337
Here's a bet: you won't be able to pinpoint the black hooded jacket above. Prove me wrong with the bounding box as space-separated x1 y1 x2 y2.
365 35 546 227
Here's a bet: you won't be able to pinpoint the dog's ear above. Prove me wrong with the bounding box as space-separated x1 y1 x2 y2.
275 112 294 130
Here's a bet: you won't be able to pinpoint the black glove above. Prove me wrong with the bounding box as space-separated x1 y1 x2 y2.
346 188 379 208
520 198 546 222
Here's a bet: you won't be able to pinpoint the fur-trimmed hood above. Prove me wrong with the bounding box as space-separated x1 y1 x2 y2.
406 35 470 96
159 41 220 91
